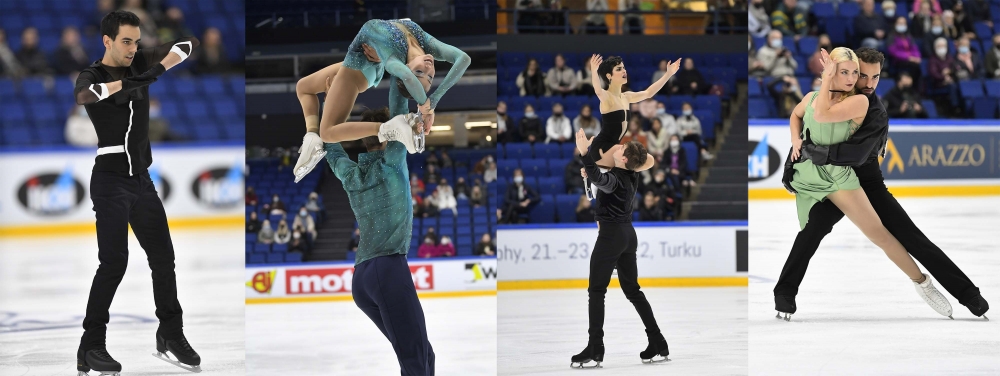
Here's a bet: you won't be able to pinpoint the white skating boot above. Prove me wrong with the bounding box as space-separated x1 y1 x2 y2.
293 132 327 183
378 113 424 154
913 273 953 319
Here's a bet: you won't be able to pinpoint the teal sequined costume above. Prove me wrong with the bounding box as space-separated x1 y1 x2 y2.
344 19 471 115
325 141 413 265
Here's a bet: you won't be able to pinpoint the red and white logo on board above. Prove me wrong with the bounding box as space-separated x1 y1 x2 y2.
285 265 434 295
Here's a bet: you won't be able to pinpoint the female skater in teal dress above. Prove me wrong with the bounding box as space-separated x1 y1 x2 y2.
786 47 952 317
292 19 472 179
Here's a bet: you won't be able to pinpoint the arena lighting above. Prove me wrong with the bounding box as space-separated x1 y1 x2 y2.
464 121 495 128
430 125 453 132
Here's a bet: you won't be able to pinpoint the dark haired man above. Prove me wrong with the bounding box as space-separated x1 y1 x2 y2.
73 9 201 375
570 129 669 368
777 47 988 320
323 108 434 375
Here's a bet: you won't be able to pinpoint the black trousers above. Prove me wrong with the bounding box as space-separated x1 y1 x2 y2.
353 254 435 375
80 170 183 352
588 222 661 343
774 162 980 303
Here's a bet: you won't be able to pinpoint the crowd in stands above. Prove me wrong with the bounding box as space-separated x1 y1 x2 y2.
246 188 325 261
749 0 1000 119
511 0 747 34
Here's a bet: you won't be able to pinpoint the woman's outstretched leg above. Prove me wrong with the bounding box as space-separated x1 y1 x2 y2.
318 67 372 143
826 188 922 280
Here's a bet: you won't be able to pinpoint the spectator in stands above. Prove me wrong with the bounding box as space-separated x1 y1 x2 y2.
575 195 595 222
574 104 601 138
565 153 586 194
270 194 286 216
474 233 496 256
767 75 805 118
770 0 808 38
417 237 439 258
306 192 322 214
663 134 692 187
622 118 648 147
517 58 547 97
855 0 888 49
674 58 709 95
485 161 498 183
425 164 442 183
941 11 960 41
639 191 664 221
913 0 943 17
503 168 540 223
423 227 438 246
954 36 984 80
424 190 441 217
293 205 317 241
410 173 426 196
519 104 545 143
881 1 899 26
954 0 984 37
440 150 453 168
577 57 595 95
885 72 930 118
16 27 51 75
987 34 1000 78
426 152 441 169
921 16 947 57
910 2 935 39
246 187 258 206
677 103 713 160
516 0 544 33
470 185 485 207
649 169 679 219
749 0 771 38
438 236 456 257
158 6 194 43
546 103 572 144
0 29 25 77
808 34 832 77
654 102 679 137
412 193 424 217
54 27 90 75
498 101 515 143
653 60 676 95
455 177 470 199
620 0 645 34
888 17 924 86
247 212 261 233
436 180 458 215
66 104 99 146
647 118 671 159
195 27 230 74
749 36 767 79
546 54 577 96
258 219 275 245
122 0 159 48
275 220 291 244
583 0 610 34
758 30 798 78
290 230 308 254
148 98 177 142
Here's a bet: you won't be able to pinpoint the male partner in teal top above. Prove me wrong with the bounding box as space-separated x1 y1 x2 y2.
324 107 433 375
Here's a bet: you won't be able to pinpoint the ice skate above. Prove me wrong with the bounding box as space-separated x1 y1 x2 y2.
774 295 796 321
639 334 670 363
378 113 424 154
77 348 121 376
152 333 202 373
961 293 989 320
570 341 604 369
913 273 953 319
293 131 327 183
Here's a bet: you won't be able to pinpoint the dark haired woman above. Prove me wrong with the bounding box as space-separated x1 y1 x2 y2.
291 19 471 182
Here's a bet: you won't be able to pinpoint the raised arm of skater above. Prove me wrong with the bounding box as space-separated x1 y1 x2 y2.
812 49 868 124
623 59 680 103
74 36 198 105
589 54 608 100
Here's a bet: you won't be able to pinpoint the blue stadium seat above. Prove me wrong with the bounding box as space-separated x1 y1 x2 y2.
559 142 578 158
249 253 266 264
555 194 579 223
985 80 1000 98
972 98 998 119
838 1 860 17
498 159 518 177
506 143 532 159
534 143 560 159
266 253 284 263
272 243 288 253
682 141 700 176
797 36 819 56
285 252 303 263
528 200 555 223
748 81 763 97
253 243 271 252
538 176 565 195
748 98 771 118
548 158 570 177
921 100 938 118
246 233 256 242
960 80 985 98
520 158 547 176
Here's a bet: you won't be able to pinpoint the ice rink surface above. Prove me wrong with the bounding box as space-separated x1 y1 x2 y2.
0 227 246 375
750 196 1000 375
246 295 497 375
498 287 748 375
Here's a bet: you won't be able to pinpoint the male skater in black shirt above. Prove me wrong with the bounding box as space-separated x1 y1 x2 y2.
73 10 202 375
777 47 988 320
570 129 670 368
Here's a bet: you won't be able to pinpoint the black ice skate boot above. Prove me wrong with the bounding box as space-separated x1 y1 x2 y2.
639 333 670 363
570 341 605 369
77 348 122 376
961 294 990 320
775 295 796 321
153 333 202 373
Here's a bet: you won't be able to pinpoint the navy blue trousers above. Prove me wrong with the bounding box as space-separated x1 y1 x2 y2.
353 254 435 376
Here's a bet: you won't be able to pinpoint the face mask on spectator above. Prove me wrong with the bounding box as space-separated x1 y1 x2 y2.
425 238 433 244
525 111 537 119
936 47 948 57
884 9 895 17
486 156 494 163
514 176 524 184
682 109 692 116
655 108 665 115
670 140 680 148
442 237 451 245
931 26 943 35
293 232 300 239
958 46 970 54
895 25 907 33
273 196 279 202
769 39 782 49
300 209 308 217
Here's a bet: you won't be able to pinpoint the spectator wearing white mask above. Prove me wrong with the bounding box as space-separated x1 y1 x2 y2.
676 103 713 160
545 103 572 144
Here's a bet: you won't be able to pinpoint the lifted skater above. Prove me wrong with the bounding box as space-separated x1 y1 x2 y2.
74 10 201 375
325 107 433 375
571 129 669 369
777 47 987 320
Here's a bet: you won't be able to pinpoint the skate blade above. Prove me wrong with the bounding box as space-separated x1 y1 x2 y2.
78 372 120 376
641 356 671 364
152 351 202 373
983 315 989 321
775 312 792 321
570 361 602 369
294 150 327 183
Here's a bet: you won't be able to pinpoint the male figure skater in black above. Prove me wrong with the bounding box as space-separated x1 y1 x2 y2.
73 10 202 375
570 129 669 369
777 47 989 320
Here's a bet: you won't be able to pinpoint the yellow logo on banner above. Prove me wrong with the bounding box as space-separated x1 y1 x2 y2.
246 270 276 294
879 138 905 174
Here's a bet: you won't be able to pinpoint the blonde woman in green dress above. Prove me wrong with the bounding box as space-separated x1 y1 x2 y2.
786 47 952 319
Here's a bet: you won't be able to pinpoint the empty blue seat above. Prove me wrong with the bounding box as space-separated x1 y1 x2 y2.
972 98 998 119
528 200 555 223
285 252 303 263
682 142 700 176
555 194 580 223
520 158 547 176
537 176 565 195
249 254 266 264
534 143 560 159
253 242 271 252
960 80 985 98
272 243 288 253
266 253 284 263
506 143 532 159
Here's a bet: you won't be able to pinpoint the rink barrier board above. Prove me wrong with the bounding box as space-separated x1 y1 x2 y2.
0 215 244 237
246 289 497 304
498 276 748 290
496 222 748 282
749 120 1000 199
